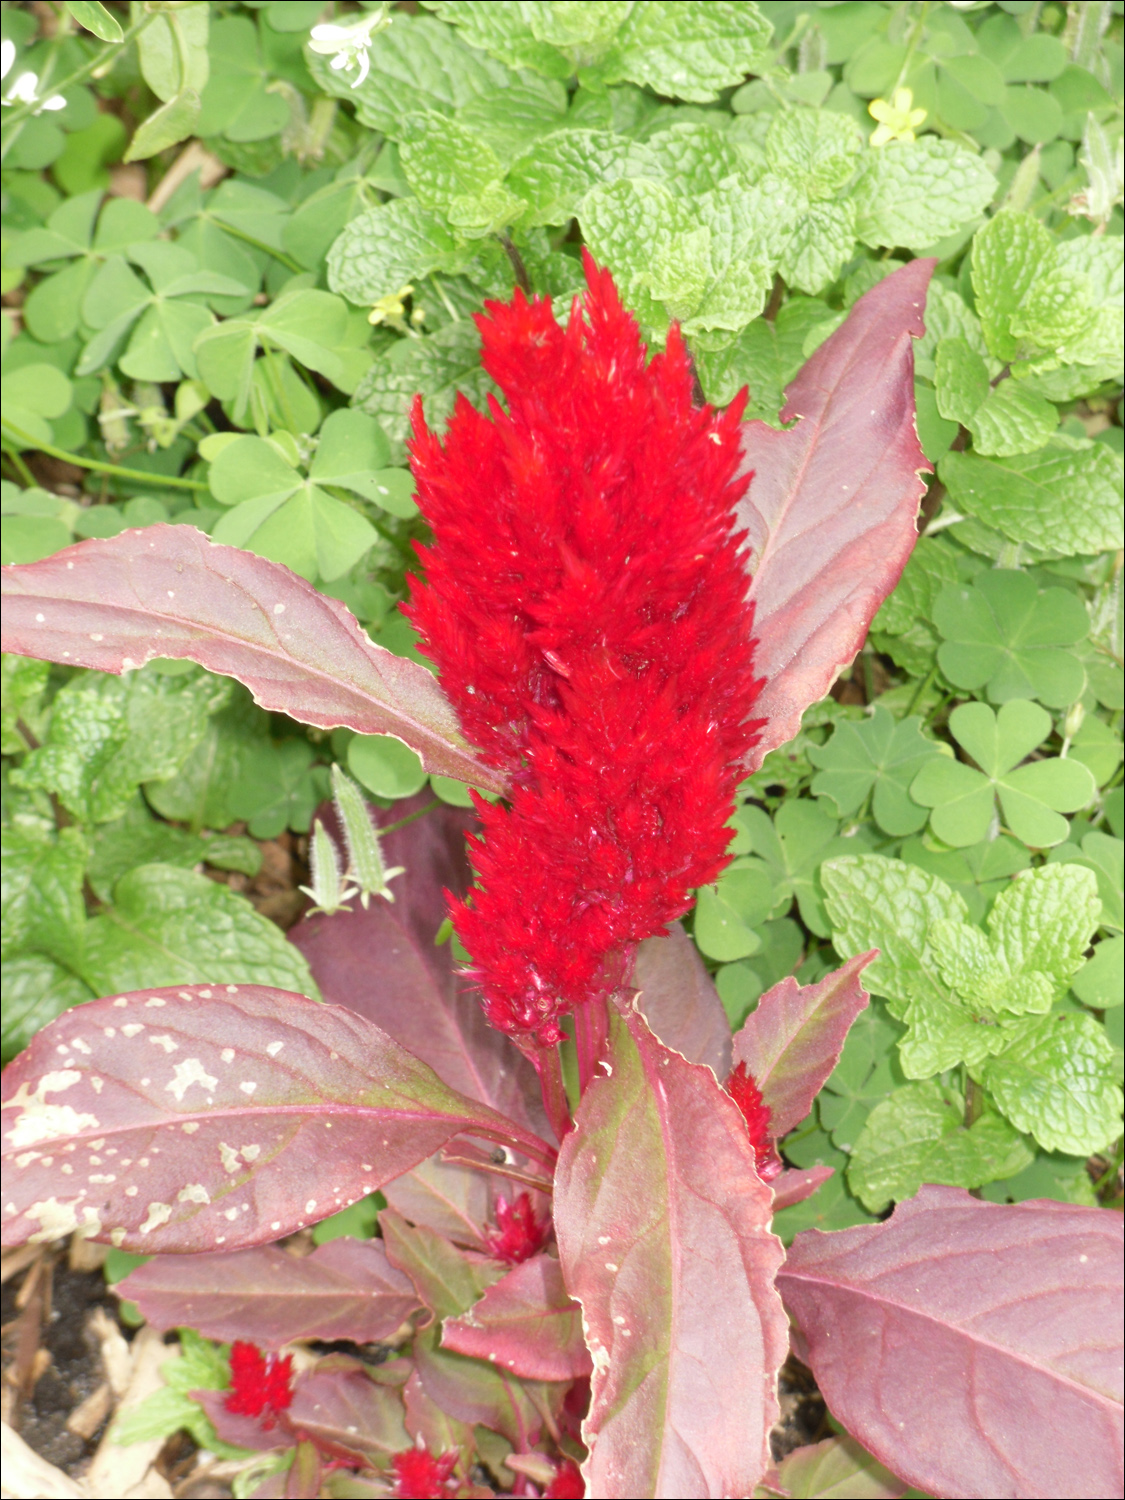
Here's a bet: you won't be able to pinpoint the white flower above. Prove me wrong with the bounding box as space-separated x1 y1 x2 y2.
2 36 66 111
308 6 392 90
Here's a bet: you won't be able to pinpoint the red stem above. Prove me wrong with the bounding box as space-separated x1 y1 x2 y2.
574 995 609 1094
535 1042 573 1145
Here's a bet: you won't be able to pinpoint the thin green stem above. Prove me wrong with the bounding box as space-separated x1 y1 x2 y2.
3 448 36 486
204 214 303 273
1 11 159 134
905 666 938 718
1 424 208 491
377 799 441 838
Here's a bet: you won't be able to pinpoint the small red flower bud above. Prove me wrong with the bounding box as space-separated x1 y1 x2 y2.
392 1446 459 1499
726 1062 783 1182
484 1192 550 1265
224 1341 294 1427
545 1457 586 1497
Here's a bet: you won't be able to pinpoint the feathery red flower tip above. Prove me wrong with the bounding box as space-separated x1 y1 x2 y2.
727 1062 783 1182
224 1341 294 1426
545 1457 586 1497
392 1446 458 1499
484 1191 550 1264
407 252 761 1045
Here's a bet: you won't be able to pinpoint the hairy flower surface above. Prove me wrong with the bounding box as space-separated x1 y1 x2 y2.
224 1341 294 1426
392 1446 458 1498
727 1062 783 1182
407 254 761 1043
484 1191 550 1264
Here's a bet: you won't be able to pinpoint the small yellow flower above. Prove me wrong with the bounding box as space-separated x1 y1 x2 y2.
868 87 928 147
368 285 414 328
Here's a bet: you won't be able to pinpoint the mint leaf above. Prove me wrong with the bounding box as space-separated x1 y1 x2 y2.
765 108 862 199
593 1 773 103
871 535 960 637
144 691 271 833
821 854 967 1018
79 863 319 998
422 1 575 80
851 137 995 251
1 825 88 969
328 198 464 307
933 569 1089 709
399 113 511 225
777 198 856 297
988 864 1101 991
848 1079 1033 1212
935 336 990 428
1 953 94 1065
979 1013 1123 1155
645 121 750 198
809 707 943 836
939 442 1124 559
506 129 656 227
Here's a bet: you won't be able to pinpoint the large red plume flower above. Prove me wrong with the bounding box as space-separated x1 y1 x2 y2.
407 252 761 1045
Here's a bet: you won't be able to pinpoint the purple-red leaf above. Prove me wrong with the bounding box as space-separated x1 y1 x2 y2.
382 1154 490 1251
778 1185 1124 1500
442 1254 592 1383
290 794 547 1141
287 1359 411 1461
740 261 933 771
192 1388 291 1453
0 526 500 790
118 1238 419 1346
1 985 553 1253
553 1002 788 1499
770 1165 833 1212
732 955 874 1137
633 922 732 1079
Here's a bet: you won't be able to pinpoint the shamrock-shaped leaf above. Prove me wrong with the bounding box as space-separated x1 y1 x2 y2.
206 429 379 584
693 861 775 962
809 706 945 835
933 569 1088 709
736 800 869 937
1050 830 1124 933
929 865 1101 1017
309 409 418 518
910 700 1095 848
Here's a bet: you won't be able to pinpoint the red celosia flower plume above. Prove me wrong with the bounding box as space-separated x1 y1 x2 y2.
726 1062 783 1182
407 252 761 1045
224 1341 294 1427
545 1458 586 1497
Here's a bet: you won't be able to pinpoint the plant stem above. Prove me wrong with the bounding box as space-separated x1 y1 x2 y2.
1 425 208 491
574 995 609 1095
377 799 441 838
536 1042 574 1145
3 448 36 486
0 11 159 134
497 234 532 296
964 1075 983 1128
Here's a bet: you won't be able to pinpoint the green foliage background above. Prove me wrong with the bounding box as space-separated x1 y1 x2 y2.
2 0 1123 1238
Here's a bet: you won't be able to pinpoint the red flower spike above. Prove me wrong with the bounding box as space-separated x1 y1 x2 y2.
392 1446 459 1499
484 1191 550 1265
726 1061 783 1182
407 253 762 1044
224 1341 294 1427
545 1457 586 1497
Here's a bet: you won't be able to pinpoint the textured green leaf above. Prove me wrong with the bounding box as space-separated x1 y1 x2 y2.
1052 831 1124 933
505 129 655 228
594 0 773 103
646 121 750 198
821 855 967 1018
1 655 51 754
13 667 230 824
933 570 1089 709
1 953 93 1066
329 193 464 306
79 863 318 998
870 535 960 636
352 320 495 466
143 690 271 833
848 1079 1033 1212
1 825 88 968
809 707 943 836
968 380 1058 459
399 113 507 214
979 1013 1122 1155
935 336 990 428
765 108 861 200
422 2 575 81
777 198 856 297
852 137 995 251
87 796 259 905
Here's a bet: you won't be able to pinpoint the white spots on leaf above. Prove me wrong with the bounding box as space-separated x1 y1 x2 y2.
144 997 166 1009
241 1144 260 1161
139 1078 150 1088
239 1081 257 1095
102 1028 116 1039
140 1202 173 1235
225 985 238 994
597 1236 610 1245
361 1164 373 1173
599 1061 613 1076
198 989 212 999
219 1142 241 1174
613 1315 626 1325
178 1184 210 1205
165 1058 218 1102
266 1041 283 1058
111 1228 126 1247
216 1236 226 1245
273 604 285 615
4 1075 99 1150
71 1038 92 1056
35 613 45 622
181 1122 199 1134
305 1200 317 1214
605 1262 618 1273
149 1035 177 1054
220 1048 235 1064
91 1077 104 1094
112 998 128 1008
16 1151 42 1168
89 1174 116 1185
125 1186 138 1197
223 1207 239 1222
90 632 104 642
27 1198 102 1244
1080 1254 1088 1263
121 1024 145 1039
121 658 137 672
56 1044 70 1056
271 1221 281 1232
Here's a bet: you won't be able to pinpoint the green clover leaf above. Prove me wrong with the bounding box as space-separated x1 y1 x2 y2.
933 569 1089 709
909 700 1095 848
809 705 945 835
